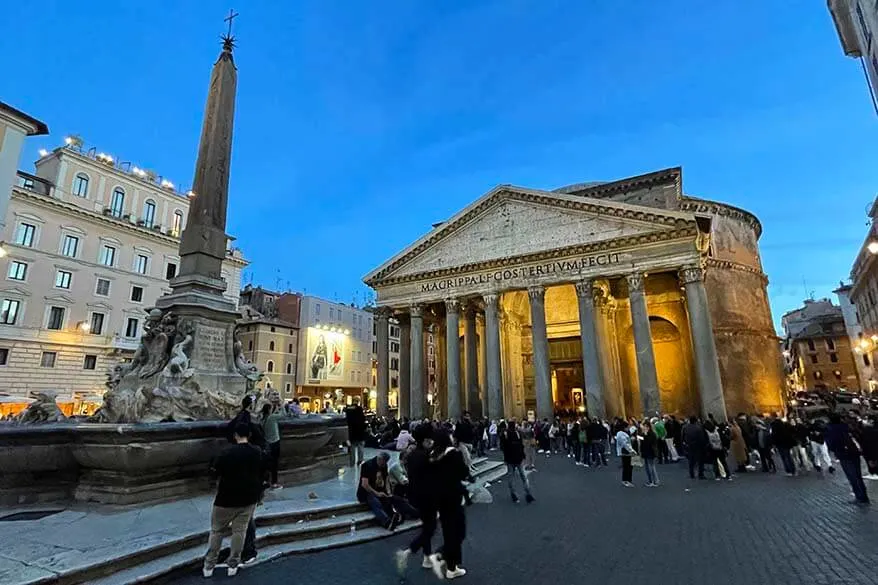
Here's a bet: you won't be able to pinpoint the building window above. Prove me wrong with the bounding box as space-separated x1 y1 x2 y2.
286 363 292 374
130 285 144 303
7 261 27 281
390 357 399 370
72 174 89 197
288 343 293 353
285 383 291 394
90 312 105 335
54 270 72 289
270 326 276 333
61 235 79 257
142 200 156 228
269 341 275 351
125 317 139 338
166 262 177 280
865 354 871 367
248 340 253 351
109 188 125 217
134 254 149 275
172 211 183 237
0 348 8 365
1 299 21 324
47 306 65 330
807 339 815 351
372 341 378 353
826 339 836 351
267 360 274 372
83 354 97 370
809 355 818 365
95 278 111 297
100 245 116 267
40 351 56 368
14 223 36 247
329 307 335 319
830 353 839 363
315 303 321 316
390 341 400 353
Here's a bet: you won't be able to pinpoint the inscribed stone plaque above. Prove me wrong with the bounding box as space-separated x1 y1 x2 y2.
195 324 228 371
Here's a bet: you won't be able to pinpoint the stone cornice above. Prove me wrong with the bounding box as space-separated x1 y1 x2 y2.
553 167 682 199
680 196 762 238
704 258 768 285
365 186 698 286
369 226 699 288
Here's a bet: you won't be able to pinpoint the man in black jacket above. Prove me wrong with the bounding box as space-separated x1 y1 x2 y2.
203 423 265 578
682 416 708 479
502 421 534 504
345 400 367 467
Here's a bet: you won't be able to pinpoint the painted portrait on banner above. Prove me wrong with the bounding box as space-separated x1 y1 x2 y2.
307 328 345 383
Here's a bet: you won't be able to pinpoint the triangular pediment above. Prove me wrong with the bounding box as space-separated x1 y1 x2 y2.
44 293 76 305
365 185 698 285
0 286 30 297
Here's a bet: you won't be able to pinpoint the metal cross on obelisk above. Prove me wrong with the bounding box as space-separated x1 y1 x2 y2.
222 9 239 50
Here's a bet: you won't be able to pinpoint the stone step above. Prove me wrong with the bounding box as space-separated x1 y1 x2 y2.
88 511 405 585
59 456 503 585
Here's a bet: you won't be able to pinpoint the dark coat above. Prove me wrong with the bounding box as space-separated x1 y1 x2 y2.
345 405 367 442
501 428 526 465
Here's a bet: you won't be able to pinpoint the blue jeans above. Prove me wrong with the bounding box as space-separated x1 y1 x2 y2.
364 493 419 525
644 457 658 484
507 464 531 497
840 458 870 503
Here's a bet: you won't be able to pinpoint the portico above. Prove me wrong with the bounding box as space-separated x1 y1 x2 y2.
365 168 784 422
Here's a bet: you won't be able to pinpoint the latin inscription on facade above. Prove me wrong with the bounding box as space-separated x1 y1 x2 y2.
196 324 228 371
420 252 622 293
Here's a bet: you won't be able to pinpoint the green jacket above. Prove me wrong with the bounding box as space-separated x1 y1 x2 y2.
654 420 667 440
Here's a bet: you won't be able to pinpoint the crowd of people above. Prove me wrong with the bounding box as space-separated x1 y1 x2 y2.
198 392 876 579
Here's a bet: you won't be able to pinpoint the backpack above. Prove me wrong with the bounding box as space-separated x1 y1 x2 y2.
707 429 722 451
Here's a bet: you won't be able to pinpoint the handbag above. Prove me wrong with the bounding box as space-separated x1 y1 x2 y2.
631 454 643 467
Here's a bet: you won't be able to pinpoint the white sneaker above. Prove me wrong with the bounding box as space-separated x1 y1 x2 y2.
395 549 410 574
202 567 214 578
227 566 238 577
447 567 467 579
428 553 445 580
422 556 434 569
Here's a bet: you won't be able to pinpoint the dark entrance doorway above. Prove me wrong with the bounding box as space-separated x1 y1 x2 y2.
549 337 584 416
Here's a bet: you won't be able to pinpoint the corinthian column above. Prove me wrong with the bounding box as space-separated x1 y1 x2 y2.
575 280 606 419
528 286 553 421
680 265 728 421
483 293 504 420
409 304 425 420
375 308 390 416
445 299 463 420
398 314 411 419
627 273 661 417
464 304 481 417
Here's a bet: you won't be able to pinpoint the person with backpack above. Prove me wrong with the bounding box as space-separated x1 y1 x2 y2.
826 413 870 505
502 421 535 503
704 420 732 481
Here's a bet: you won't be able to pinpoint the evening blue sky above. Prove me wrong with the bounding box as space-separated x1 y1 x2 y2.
1 1 876 329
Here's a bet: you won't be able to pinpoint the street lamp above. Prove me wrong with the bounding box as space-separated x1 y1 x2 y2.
868 241 878 254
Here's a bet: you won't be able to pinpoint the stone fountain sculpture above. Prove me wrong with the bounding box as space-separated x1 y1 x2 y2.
13 391 68 424
94 32 262 423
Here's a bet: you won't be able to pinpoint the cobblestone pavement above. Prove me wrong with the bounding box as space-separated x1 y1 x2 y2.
167 454 878 585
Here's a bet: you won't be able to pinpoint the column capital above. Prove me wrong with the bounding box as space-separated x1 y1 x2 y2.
626 272 645 293
574 279 593 300
678 265 704 286
482 292 500 308
527 285 545 302
410 303 424 318
375 306 392 320
444 298 460 314
463 302 478 319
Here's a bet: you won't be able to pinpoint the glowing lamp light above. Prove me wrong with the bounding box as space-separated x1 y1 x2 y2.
872 335 878 343
855 346 863 354
344 329 351 335
38 148 49 157
868 241 878 255
369 390 377 399
860 339 870 349
80 322 90 332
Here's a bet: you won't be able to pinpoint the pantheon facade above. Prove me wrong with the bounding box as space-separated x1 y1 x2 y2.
364 167 784 422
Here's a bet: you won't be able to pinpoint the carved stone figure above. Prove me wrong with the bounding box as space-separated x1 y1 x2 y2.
14 392 68 424
233 331 261 382
163 319 195 378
